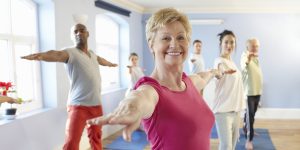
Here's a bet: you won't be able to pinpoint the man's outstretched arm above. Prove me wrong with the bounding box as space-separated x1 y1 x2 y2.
21 50 69 63
97 56 118 67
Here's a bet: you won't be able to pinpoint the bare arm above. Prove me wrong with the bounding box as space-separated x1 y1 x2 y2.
189 69 222 92
0 96 18 104
21 50 69 62
87 85 158 141
97 56 118 67
189 63 236 93
218 63 236 75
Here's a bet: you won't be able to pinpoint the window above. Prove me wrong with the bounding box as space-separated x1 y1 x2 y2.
0 0 42 114
95 15 120 90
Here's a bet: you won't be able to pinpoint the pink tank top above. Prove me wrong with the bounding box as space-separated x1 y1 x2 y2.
134 73 214 150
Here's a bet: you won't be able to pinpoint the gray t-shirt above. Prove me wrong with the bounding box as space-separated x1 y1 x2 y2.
64 47 102 106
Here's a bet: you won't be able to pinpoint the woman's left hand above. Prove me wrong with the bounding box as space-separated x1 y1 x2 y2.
86 100 142 142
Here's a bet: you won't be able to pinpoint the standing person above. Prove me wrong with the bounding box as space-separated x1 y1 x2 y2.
189 39 206 95
189 39 205 74
126 52 145 96
212 30 246 150
241 38 263 150
87 8 224 150
21 23 117 150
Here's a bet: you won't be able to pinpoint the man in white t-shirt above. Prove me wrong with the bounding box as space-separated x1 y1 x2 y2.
189 39 206 95
21 23 117 150
189 39 205 74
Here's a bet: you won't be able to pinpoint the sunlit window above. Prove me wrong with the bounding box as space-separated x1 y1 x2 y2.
0 0 42 115
95 15 120 90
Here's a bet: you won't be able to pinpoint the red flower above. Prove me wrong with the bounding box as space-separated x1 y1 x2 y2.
2 90 7 96
5 82 12 90
1 82 14 94
0 82 6 87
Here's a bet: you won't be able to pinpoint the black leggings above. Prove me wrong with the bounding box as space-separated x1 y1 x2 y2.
244 95 261 141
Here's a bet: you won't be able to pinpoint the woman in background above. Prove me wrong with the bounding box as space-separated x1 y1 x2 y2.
212 30 246 150
126 52 145 96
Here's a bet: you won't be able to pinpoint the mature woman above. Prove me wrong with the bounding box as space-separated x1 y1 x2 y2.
87 8 222 150
212 30 246 150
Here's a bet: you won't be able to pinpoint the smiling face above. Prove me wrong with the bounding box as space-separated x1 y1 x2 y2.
150 21 189 68
220 34 236 57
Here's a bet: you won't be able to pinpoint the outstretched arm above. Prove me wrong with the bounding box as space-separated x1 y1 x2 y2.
218 63 236 75
189 63 236 93
241 51 257 70
97 56 118 67
0 96 19 104
87 85 158 141
189 69 222 92
21 50 69 62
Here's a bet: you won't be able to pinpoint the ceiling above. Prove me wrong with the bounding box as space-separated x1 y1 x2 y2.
108 0 300 13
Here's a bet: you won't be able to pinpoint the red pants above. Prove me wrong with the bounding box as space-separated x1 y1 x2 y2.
63 105 103 150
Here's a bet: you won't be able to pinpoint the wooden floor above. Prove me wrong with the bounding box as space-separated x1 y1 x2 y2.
102 119 300 150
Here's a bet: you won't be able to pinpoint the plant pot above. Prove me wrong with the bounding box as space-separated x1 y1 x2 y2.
4 108 17 120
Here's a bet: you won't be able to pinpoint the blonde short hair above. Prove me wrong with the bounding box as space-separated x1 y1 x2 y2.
145 8 192 45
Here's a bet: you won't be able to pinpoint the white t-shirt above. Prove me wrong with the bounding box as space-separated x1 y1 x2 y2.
64 47 102 106
125 66 144 96
212 57 246 113
189 53 205 74
128 66 144 90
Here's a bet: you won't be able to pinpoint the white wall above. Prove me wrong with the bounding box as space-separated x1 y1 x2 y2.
0 0 144 150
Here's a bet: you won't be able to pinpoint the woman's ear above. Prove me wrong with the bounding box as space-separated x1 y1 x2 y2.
148 41 154 54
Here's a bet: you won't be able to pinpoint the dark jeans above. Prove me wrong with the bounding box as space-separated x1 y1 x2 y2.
244 95 261 141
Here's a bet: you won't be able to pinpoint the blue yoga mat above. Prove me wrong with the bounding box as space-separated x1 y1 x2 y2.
104 130 148 150
211 125 275 150
106 126 275 150
236 128 276 150
210 124 218 139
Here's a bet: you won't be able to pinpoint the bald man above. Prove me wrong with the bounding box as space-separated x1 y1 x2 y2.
22 24 117 150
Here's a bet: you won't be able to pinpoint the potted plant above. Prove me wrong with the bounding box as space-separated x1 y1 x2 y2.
1 82 31 120
4 105 17 120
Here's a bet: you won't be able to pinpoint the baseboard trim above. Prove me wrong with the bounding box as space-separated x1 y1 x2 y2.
255 108 300 119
